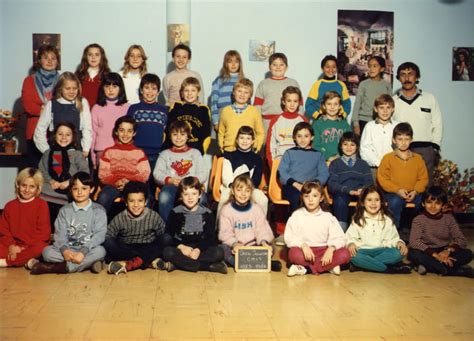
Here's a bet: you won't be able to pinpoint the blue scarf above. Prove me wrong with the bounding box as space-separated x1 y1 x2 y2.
34 68 59 103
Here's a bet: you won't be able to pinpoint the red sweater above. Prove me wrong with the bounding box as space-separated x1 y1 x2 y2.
81 75 101 108
21 75 45 139
0 198 51 247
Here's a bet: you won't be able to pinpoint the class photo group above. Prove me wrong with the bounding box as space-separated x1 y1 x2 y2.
1 41 473 280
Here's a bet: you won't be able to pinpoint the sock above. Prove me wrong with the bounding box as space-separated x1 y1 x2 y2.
125 257 143 271
0 259 7 267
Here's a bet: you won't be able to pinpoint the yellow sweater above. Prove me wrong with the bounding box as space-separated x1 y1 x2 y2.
218 105 265 152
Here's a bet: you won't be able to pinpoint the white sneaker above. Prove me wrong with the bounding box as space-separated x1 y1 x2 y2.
287 264 307 277
329 265 341 276
274 235 286 246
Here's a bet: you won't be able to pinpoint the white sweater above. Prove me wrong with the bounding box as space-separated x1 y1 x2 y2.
360 119 398 167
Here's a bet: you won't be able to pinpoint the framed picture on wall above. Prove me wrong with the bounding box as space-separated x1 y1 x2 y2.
167 24 190 52
32 33 61 69
452 47 473 81
249 40 275 62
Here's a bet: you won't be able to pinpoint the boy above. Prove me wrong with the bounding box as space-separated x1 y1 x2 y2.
30 172 106 274
97 116 151 214
305 55 351 120
104 181 171 275
377 122 429 229
253 53 302 132
218 78 265 153
153 120 208 222
408 186 473 277
163 44 205 106
166 77 211 155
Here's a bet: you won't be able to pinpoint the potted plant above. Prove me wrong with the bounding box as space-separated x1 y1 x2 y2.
0 110 18 154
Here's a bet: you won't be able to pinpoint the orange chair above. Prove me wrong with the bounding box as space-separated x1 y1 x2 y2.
209 155 219 195
212 157 225 202
268 158 289 205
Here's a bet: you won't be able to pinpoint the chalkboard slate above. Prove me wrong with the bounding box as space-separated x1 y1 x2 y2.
235 246 271 272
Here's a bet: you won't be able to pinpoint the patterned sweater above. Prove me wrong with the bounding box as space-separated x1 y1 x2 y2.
210 73 240 125
305 77 351 120
312 116 351 160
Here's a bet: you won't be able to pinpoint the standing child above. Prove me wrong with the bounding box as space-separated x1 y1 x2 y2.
408 186 473 277
91 72 129 167
284 181 350 276
34 72 92 158
104 181 170 275
210 50 244 131
218 78 265 153
159 177 227 274
328 132 373 231
346 185 411 274
167 77 211 154
351 56 392 135
0 168 50 268
312 91 351 161
153 120 208 222
305 55 351 120
218 174 282 272
163 44 205 106
119 44 148 104
75 43 111 108
97 116 150 213
266 86 306 167
30 172 106 275
219 126 268 216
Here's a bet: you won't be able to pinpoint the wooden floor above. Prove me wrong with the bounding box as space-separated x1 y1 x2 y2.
1 231 473 340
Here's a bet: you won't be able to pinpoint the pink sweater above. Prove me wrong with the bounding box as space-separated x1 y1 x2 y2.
91 100 130 153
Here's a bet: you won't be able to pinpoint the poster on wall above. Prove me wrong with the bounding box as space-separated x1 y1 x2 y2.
337 10 394 95
249 40 275 62
167 24 190 52
452 47 473 81
33 33 61 69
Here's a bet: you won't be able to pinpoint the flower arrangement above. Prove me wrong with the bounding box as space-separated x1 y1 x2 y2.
0 110 17 140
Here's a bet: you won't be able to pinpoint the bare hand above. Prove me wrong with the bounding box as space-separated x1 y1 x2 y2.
293 182 303 192
232 243 243 255
321 247 335 266
50 180 61 190
8 244 24 261
397 189 409 200
59 180 70 190
213 124 219 133
353 125 361 136
62 249 74 262
190 248 201 260
435 250 455 267
397 242 408 256
71 252 85 264
301 244 316 263
82 151 89 158
348 244 358 257
178 244 193 257
406 190 417 202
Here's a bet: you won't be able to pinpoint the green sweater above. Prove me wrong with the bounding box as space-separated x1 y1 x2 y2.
312 116 351 160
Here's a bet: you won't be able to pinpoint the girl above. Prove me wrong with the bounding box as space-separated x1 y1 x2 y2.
119 44 148 104
91 72 129 166
33 72 92 158
218 125 268 216
75 43 111 108
284 181 350 277
345 185 411 274
218 174 281 272
210 50 244 130
351 56 392 135
158 177 227 274
0 168 50 268
21 45 60 167
312 91 351 161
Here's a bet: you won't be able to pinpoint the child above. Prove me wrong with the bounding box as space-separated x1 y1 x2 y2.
163 44 205 105
328 132 373 231
351 56 392 135
218 174 281 272
97 116 151 213
21 45 60 166
312 91 351 161
119 44 148 104
254 52 302 132
218 126 268 216
104 181 170 275
153 120 208 222
360 94 398 173
408 186 473 277
159 177 227 274
166 77 211 154
30 172 106 275
218 78 265 153
210 50 244 130
0 168 50 268
266 86 306 167
305 55 351 120
346 185 411 274
34 72 92 158
75 43 111 108
284 181 350 276
91 72 129 167
377 122 428 229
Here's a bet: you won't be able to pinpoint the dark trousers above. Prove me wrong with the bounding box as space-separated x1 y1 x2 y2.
27 139 43 168
408 247 473 275
162 245 224 272
282 184 301 213
411 145 437 186
332 192 357 226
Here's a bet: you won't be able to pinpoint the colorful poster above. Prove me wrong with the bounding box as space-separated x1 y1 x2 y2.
452 47 473 81
33 33 61 69
249 40 276 62
167 24 190 52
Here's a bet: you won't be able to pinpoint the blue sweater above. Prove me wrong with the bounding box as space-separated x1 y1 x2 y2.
223 148 263 188
278 147 329 186
210 74 239 125
328 157 373 194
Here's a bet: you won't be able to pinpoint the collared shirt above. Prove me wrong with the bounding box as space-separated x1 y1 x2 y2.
72 199 93 212
232 103 248 114
341 154 357 167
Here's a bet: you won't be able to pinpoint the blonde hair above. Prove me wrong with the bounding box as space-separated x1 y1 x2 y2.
121 44 148 77
54 72 83 113
220 50 244 81
15 168 44 196
233 78 254 98
320 91 343 118
179 77 201 101
228 174 254 205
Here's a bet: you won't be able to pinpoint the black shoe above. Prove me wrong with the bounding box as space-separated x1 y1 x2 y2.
271 260 282 272
30 261 68 275
385 264 412 274
447 265 474 278
349 264 363 272
209 261 228 274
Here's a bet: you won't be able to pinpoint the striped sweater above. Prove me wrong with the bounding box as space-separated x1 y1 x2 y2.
210 73 240 125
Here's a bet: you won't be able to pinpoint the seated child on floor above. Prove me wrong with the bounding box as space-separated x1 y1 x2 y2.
30 172 106 275
284 181 350 277
157 176 227 274
408 186 473 278
104 181 169 275
345 185 411 274
0 168 50 269
218 174 282 272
